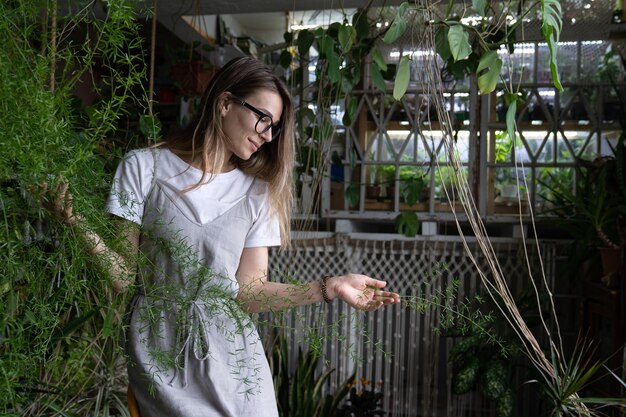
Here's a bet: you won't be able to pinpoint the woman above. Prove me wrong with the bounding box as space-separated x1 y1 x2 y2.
48 56 399 416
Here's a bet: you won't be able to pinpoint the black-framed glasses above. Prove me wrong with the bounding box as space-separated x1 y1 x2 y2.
231 96 281 139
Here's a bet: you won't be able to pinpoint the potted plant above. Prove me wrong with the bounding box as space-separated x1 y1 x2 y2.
365 162 382 199
541 136 626 286
399 166 427 204
379 165 397 200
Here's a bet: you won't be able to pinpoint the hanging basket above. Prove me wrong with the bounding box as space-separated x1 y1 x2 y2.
170 61 216 97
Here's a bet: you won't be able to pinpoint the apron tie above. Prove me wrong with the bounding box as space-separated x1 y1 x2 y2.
169 299 213 387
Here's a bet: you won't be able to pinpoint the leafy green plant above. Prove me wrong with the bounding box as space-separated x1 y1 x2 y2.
540 339 625 417
540 136 626 251
346 183 360 209
394 167 427 237
404 263 544 417
269 328 353 417
395 211 420 237
0 0 152 415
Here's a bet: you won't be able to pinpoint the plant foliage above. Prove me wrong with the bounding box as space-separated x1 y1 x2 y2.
0 0 151 415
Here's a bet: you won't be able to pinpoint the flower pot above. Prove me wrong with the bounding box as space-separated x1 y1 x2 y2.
385 185 396 200
366 185 381 199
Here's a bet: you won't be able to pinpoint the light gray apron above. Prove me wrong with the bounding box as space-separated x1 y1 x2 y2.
126 149 278 417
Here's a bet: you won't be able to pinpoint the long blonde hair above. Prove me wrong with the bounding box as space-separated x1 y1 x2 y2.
162 56 294 247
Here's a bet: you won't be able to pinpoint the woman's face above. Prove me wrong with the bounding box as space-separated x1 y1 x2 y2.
221 88 283 165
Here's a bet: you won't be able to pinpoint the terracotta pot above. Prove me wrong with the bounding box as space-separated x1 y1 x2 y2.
366 185 381 199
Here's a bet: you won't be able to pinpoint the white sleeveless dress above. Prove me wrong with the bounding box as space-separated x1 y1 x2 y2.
116 150 279 417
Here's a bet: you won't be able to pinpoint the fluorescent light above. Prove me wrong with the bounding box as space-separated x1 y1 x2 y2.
291 24 318 30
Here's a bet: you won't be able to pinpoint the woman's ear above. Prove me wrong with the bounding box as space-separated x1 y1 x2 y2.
218 93 231 117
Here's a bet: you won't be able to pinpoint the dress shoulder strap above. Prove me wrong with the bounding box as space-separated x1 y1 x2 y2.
245 177 257 197
149 148 160 190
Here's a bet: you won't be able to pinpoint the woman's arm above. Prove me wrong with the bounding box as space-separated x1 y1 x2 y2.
236 247 400 313
42 180 139 293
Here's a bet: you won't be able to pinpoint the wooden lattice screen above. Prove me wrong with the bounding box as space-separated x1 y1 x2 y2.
267 234 564 417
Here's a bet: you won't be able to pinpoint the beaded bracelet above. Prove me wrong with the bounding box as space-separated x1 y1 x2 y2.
320 275 332 303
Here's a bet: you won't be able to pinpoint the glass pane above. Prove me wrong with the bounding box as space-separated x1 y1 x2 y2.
387 130 411 158
525 89 554 124
535 167 574 213
367 132 396 162
450 131 470 163
500 43 535 84
602 86 622 123
424 132 457 163
601 130 622 157
577 132 599 160
556 42 578 83
532 131 556 163
434 165 468 200
560 88 592 125
494 130 513 163
556 135 575 163
580 41 614 82
536 43 554 84
522 131 549 162
453 92 470 125
562 130 596 160
493 167 530 204
416 132 435 161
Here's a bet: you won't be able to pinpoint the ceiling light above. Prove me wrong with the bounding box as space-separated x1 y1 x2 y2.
291 24 318 30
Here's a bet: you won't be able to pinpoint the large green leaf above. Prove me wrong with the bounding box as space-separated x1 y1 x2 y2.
447 25 471 62
383 2 410 44
393 55 410 101
472 0 489 17
395 211 419 237
338 24 356 53
318 31 334 57
327 49 341 83
352 10 370 40
371 62 387 92
505 93 518 143
371 46 388 71
297 30 315 56
476 50 502 94
541 0 563 90
279 49 292 68
318 33 341 83
435 27 451 61
343 96 359 125
346 183 359 208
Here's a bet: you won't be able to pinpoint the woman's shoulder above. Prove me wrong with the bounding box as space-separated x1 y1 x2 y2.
119 147 170 171
117 148 154 166
123 147 158 161
244 173 270 196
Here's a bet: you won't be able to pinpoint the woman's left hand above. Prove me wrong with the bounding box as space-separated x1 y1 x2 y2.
327 274 400 311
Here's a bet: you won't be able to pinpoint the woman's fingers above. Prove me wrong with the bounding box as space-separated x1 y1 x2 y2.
335 274 400 310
